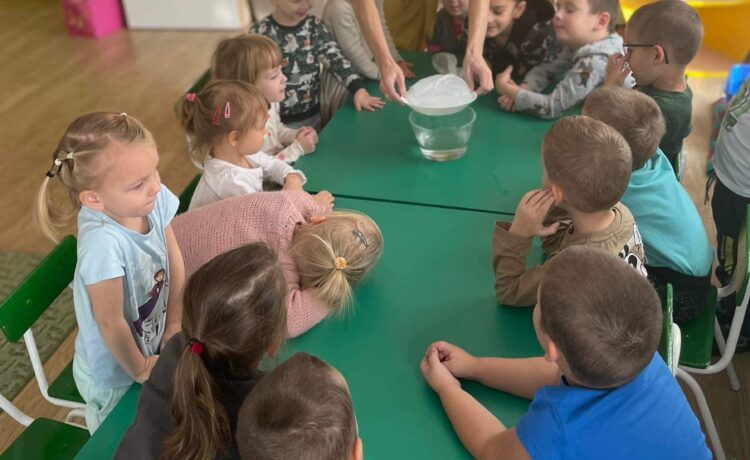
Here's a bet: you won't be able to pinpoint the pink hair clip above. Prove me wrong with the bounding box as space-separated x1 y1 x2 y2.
224 101 231 119
212 106 222 127
186 93 197 102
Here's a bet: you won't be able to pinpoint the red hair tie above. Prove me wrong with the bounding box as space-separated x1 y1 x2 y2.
187 338 204 355
186 93 197 102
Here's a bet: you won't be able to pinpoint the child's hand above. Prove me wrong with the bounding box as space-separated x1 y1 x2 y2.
296 127 318 154
429 341 480 380
497 94 516 112
494 66 518 98
354 89 385 112
134 355 159 383
313 190 335 211
283 173 305 191
421 346 461 394
605 53 630 87
398 60 416 79
509 189 561 238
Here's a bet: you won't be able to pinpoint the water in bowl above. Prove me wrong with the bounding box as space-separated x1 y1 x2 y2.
409 107 476 162
415 129 472 161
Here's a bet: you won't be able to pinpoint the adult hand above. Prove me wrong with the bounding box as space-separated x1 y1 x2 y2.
509 189 561 238
379 57 407 102
397 60 416 79
605 53 630 87
354 88 386 112
463 50 494 95
421 346 461 394
429 341 480 380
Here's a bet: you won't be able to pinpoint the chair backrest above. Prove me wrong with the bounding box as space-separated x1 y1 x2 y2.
659 283 677 371
0 236 77 343
177 174 202 215
738 204 750 302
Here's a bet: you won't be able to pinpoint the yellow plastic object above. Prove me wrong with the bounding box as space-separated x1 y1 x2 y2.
621 0 750 62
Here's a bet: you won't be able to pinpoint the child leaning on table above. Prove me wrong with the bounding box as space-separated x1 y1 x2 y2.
236 352 362 460
422 246 712 459
212 34 319 164
605 0 703 175
36 112 185 432
495 0 626 118
171 191 383 338
583 86 714 324
180 80 307 210
115 243 288 460
493 115 646 307
250 0 384 131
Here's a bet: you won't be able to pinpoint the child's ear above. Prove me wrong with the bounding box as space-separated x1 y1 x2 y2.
267 335 284 358
351 437 363 460
513 1 527 19
595 12 611 32
544 337 561 363
79 190 104 211
228 130 240 147
654 44 668 65
549 183 564 205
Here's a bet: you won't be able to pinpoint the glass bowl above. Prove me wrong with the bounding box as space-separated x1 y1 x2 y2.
408 107 476 161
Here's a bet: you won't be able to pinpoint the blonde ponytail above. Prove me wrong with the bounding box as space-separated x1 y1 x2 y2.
291 211 384 310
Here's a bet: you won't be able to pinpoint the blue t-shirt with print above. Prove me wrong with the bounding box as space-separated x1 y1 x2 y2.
73 185 179 388
621 149 714 277
516 353 711 459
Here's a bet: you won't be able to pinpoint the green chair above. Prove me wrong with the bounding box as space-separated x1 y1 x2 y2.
658 284 681 375
0 235 85 425
674 205 750 460
177 173 201 215
0 393 89 460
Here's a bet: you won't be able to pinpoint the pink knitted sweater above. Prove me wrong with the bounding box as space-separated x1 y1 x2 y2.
172 191 329 337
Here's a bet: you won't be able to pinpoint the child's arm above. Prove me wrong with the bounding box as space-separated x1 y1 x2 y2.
313 19 384 111
421 347 531 460
162 225 184 346
249 152 306 189
493 190 560 306
269 111 315 163
88 278 158 383
519 42 573 93
324 0 381 80
429 341 561 399
512 53 610 119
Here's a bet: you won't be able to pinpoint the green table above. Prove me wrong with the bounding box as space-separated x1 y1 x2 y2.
75 197 542 459
296 52 556 215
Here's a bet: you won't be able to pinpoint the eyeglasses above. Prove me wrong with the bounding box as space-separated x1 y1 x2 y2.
623 43 669 65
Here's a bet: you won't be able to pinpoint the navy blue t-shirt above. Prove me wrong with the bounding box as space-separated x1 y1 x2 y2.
516 354 711 459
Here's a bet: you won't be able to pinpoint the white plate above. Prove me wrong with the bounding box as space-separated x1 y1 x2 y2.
402 92 478 116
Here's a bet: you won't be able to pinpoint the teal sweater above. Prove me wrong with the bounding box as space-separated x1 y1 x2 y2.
621 150 713 276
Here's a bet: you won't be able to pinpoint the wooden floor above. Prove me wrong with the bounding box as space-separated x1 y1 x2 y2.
0 1 748 458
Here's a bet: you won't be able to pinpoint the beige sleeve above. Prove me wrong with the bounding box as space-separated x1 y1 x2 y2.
492 221 546 307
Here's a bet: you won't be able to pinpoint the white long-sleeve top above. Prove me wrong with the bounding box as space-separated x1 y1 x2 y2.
263 102 306 164
188 152 306 210
322 0 402 80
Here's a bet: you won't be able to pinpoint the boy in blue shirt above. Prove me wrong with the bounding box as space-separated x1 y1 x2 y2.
421 246 711 459
584 86 714 324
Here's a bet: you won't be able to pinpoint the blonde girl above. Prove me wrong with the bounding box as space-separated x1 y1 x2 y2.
115 242 288 460
212 34 319 164
180 80 307 210
37 112 185 432
172 191 382 337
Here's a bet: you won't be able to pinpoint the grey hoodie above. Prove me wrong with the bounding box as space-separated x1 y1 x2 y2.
515 33 626 119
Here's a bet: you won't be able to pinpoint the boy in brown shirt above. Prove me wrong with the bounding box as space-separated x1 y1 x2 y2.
493 115 647 306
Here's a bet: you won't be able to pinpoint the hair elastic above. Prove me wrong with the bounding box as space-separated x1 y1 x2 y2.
46 152 75 178
186 92 197 102
187 338 205 355
334 256 347 270
119 112 128 117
